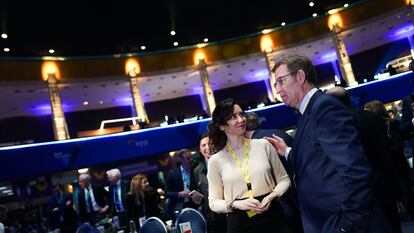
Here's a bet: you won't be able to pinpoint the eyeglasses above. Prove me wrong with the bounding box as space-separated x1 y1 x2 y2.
274 72 296 88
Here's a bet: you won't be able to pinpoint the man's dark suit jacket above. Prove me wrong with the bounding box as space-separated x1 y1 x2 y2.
77 185 109 223
290 90 392 233
164 166 197 221
47 191 77 232
108 180 130 214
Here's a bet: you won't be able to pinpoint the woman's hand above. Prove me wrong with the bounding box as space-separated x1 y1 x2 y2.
233 198 260 211
256 193 277 213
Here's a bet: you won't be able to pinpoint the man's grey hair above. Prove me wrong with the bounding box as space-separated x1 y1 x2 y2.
79 173 91 181
106 168 121 178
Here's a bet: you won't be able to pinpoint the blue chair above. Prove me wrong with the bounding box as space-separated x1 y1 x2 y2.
139 217 168 233
175 208 207 233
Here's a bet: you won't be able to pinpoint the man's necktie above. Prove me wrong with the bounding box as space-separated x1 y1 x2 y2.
86 188 94 213
114 185 122 212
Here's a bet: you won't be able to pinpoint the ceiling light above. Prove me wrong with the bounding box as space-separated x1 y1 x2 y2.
328 8 339 15
48 49 55 54
344 3 349 7
140 46 146 50
261 29 272 34
1 33 7 39
281 22 286 26
170 30 176 36
83 101 88 105
173 42 178 46
309 2 314 7
312 13 318 17
203 38 209 42
99 100 103 104
78 168 89 174
3 48 10 52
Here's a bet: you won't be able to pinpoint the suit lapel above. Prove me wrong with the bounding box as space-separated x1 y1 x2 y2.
291 90 323 162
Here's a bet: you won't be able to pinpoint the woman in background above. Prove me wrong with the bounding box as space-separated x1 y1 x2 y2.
207 98 290 233
126 174 163 230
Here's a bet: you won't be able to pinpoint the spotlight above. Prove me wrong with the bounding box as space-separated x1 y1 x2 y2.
170 30 176 36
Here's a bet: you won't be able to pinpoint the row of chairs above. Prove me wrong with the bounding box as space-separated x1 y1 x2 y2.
76 208 207 233
141 208 207 233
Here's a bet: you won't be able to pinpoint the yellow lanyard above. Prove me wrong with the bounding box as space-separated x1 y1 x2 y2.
226 138 254 199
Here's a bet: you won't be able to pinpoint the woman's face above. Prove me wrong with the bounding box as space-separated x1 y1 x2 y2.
199 137 211 161
140 178 150 191
220 104 246 137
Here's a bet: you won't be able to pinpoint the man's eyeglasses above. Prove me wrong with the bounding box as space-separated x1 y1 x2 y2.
274 72 296 88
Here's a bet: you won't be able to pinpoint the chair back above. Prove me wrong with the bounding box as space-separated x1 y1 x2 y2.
139 217 168 233
175 208 207 233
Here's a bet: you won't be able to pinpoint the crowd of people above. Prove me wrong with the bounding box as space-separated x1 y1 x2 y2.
1 54 413 233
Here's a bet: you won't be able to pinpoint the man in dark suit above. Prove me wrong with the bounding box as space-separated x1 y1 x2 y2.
78 173 110 225
106 168 130 230
47 184 77 233
266 54 392 233
326 86 402 233
164 149 200 221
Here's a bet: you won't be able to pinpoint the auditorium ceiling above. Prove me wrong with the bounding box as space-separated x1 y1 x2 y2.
0 1 412 118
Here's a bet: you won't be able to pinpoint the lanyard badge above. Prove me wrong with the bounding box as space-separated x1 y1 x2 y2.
226 138 256 218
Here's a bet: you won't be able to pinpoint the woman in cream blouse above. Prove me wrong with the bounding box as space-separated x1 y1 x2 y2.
207 98 290 233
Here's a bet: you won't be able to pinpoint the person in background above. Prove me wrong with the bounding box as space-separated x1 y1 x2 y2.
207 98 290 233
194 133 226 233
266 54 392 233
106 168 130 230
47 184 77 233
126 174 163 231
78 173 109 225
164 149 201 221
365 100 414 220
327 87 403 233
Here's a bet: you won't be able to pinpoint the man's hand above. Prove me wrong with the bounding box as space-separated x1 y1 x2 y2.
100 205 109 214
264 134 288 156
190 195 203 205
178 190 191 198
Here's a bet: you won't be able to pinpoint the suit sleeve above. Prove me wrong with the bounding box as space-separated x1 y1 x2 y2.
315 98 373 231
165 170 180 200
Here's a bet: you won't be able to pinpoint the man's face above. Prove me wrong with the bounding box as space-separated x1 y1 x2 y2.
199 137 211 161
180 152 193 170
274 64 301 109
79 179 89 189
107 174 119 186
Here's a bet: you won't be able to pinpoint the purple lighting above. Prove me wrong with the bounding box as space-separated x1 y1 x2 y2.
32 103 71 115
254 70 269 79
318 51 337 64
394 25 414 37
